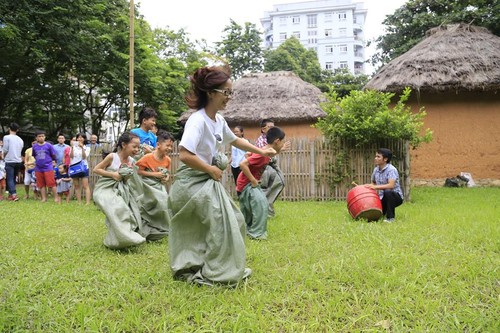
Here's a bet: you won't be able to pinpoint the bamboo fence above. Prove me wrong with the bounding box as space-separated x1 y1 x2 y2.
87 137 409 202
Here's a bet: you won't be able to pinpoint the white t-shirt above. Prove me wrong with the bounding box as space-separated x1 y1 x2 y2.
70 145 91 166
180 109 237 165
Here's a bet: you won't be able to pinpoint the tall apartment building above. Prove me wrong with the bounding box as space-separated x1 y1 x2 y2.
261 0 367 75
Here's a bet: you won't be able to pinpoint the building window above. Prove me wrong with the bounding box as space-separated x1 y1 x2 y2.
308 30 317 44
279 16 287 25
338 12 347 21
292 16 300 24
292 31 300 39
280 33 287 41
339 44 348 53
325 62 333 70
339 28 346 36
307 14 317 28
325 45 334 54
325 29 333 38
339 61 348 69
324 13 332 22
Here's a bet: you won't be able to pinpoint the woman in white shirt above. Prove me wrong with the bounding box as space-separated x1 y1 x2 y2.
168 64 276 286
69 133 91 205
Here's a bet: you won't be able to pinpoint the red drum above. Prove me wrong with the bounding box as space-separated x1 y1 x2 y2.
347 186 382 221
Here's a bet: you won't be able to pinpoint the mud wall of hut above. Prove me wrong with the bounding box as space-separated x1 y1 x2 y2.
408 91 500 180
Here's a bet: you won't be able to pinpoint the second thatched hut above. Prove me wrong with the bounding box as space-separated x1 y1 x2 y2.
365 23 500 185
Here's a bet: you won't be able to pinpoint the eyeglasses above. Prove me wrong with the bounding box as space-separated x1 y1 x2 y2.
213 89 233 97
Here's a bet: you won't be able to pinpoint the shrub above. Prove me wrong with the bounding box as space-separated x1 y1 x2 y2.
315 87 432 147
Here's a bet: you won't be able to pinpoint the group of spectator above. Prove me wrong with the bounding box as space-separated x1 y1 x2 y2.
0 122 103 204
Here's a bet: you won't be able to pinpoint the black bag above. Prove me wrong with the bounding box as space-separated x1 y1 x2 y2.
444 175 469 187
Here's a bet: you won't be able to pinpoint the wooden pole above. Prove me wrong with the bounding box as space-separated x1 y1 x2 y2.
129 0 135 129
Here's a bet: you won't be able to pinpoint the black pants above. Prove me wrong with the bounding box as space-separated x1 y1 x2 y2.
231 167 241 185
381 190 403 219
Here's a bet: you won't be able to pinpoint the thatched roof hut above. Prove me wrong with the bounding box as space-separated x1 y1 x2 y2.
365 23 500 93
179 71 325 125
365 23 500 183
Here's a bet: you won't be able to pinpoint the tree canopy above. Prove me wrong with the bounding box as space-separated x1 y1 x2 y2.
215 20 264 80
318 68 369 96
0 0 204 140
264 37 322 85
371 0 500 69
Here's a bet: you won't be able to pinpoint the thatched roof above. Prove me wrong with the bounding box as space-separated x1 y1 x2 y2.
178 71 325 124
365 24 500 93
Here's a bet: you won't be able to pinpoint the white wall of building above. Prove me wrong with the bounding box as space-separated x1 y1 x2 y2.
261 0 367 75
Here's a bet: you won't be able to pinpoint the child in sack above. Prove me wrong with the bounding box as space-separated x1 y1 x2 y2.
236 127 287 240
135 130 175 241
93 132 146 249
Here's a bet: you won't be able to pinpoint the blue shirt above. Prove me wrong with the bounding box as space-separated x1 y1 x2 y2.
371 163 403 199
131 128 157 148
52 143 69 165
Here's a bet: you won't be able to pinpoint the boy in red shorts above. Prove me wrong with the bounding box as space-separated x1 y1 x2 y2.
32 130 58 202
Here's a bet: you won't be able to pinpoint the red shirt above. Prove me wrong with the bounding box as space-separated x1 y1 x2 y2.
236 153 270 192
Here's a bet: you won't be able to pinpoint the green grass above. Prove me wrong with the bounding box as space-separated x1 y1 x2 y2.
1 187 499 332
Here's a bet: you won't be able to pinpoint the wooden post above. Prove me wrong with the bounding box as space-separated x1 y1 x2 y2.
310 140 316 197
129 0 135 129
404 140 411 201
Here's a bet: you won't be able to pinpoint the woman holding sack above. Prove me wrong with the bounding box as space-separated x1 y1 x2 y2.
167 64 276 286
69 133 91 205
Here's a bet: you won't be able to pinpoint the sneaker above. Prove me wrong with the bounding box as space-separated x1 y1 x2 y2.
383 218 395 223
8 194 19 202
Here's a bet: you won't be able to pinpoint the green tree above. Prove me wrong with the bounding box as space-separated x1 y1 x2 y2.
264 37 322 85
149 27 207 134
215 20 264 80
0 0 88 134
0 0 135 137
318 68 369 96
316 88 432 148
371 0 500 69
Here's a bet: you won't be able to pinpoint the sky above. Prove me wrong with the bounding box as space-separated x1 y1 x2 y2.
137 0 407 74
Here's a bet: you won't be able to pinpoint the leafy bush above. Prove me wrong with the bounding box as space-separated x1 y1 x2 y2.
316 87 432 147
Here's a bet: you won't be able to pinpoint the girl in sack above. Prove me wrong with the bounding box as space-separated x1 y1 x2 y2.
92 132 146 249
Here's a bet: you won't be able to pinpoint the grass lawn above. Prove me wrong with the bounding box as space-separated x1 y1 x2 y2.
1 187 499 332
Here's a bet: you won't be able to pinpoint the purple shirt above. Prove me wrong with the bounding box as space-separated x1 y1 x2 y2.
33 143 57 172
